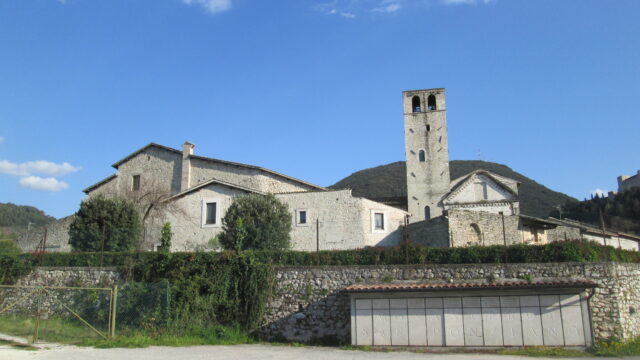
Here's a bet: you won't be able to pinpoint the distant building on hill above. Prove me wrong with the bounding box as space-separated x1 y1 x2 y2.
618 170 640 192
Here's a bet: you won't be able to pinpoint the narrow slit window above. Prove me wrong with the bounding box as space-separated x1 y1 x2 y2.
132 175 141 191
412 96 421 112
425 206 431 220
427 95 437 110
419 150 426 162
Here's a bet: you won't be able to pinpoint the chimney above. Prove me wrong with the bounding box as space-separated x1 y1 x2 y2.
181 142 195 191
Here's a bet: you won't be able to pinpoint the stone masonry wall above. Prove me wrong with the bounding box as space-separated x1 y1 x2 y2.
447 209 520 247
0 267 120 314
6 264 640 345
406 216 450 247
260 262 640 344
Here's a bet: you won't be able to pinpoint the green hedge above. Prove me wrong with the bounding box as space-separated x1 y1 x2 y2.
2 240 639 271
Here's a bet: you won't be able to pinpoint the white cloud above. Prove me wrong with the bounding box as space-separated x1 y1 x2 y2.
591 188 609 198
19 176 69 192
181 0 232 14
341 12 357 18
373 1 401 13
0 160 81 177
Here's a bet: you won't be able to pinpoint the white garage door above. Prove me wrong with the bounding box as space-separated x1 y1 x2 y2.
351 294 590 347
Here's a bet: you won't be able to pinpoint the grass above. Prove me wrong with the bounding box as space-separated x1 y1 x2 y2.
592 337 640 357
80 325 254 348
0 314 104 344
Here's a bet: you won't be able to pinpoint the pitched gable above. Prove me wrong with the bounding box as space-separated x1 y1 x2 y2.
444 171 517 205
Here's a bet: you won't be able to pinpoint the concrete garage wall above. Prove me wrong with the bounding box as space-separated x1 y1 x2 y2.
260 262 640 345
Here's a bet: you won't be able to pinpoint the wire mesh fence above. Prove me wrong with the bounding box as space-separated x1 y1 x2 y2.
0 281 171 344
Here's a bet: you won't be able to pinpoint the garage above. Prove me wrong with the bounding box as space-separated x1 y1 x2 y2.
346 280 595 347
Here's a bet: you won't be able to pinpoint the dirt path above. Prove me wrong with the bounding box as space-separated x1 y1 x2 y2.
0 344 636 360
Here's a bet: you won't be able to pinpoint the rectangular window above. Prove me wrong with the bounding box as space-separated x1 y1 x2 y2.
205 202 217 225
132 175 141 191
299 210 307 224
374 213 385 230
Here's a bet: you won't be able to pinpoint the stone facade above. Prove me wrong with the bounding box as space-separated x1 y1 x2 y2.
444 172 520 216
406 210 534 248
16 215 75 253
618 170 640 192
261 262 640 344
70 142 409 252
276 190 408 251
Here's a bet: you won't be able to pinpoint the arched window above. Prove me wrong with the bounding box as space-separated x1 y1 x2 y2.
418 150 426 162
468 223 482 246
412 96 421 112
424 206 431 220
427 95 437 110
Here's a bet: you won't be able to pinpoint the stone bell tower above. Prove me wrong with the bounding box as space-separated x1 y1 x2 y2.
403 88 451 223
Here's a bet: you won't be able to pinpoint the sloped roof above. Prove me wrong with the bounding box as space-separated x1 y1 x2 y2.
164 178 263 202
343 279 596 293
546 217 640 241
83 174 117 194
109 142 326 191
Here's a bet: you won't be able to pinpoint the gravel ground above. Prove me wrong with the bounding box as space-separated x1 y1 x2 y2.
1 344 638 360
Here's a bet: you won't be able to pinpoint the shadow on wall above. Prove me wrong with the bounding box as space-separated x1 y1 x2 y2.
258 289 351 345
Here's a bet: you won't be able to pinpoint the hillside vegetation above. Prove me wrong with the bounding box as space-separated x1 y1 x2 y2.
0 203 55 244
330 160 577 218
553 188 640 235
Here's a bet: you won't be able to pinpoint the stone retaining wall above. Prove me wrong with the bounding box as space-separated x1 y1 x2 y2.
5 263 640 346
0 267 119 314
260 262 640 344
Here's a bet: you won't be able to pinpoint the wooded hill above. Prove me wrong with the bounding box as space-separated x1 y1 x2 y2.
330 160 577 218
0 202 55 241
552 188 640 235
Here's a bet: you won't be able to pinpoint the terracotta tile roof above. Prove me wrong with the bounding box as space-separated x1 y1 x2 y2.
343 279 596 293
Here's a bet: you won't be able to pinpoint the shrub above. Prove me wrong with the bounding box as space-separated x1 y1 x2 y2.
0 239 21 255
159 222 172 253
219 194 292 251
69 195 142 252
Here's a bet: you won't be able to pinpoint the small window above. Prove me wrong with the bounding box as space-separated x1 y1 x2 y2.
418 150 426 162
426 124 431 132
297 209 308 226
412 96 421 112
374 213 385 230
205 202 217 225
424 206 431 220
427 94 436 110
132 175 141 191
201 199 221 228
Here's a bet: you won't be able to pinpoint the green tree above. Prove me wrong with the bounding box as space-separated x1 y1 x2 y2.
219 194 291 251
0 239 21 255
159 222 172 252
69 195 142 252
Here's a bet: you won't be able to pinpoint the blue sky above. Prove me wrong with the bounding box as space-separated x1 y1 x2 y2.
0 0 638 219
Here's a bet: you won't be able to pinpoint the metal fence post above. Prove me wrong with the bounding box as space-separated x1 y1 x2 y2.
109 284 118 338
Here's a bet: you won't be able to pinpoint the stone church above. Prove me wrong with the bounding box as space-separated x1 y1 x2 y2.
401 88 639 250
20 88 640 252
